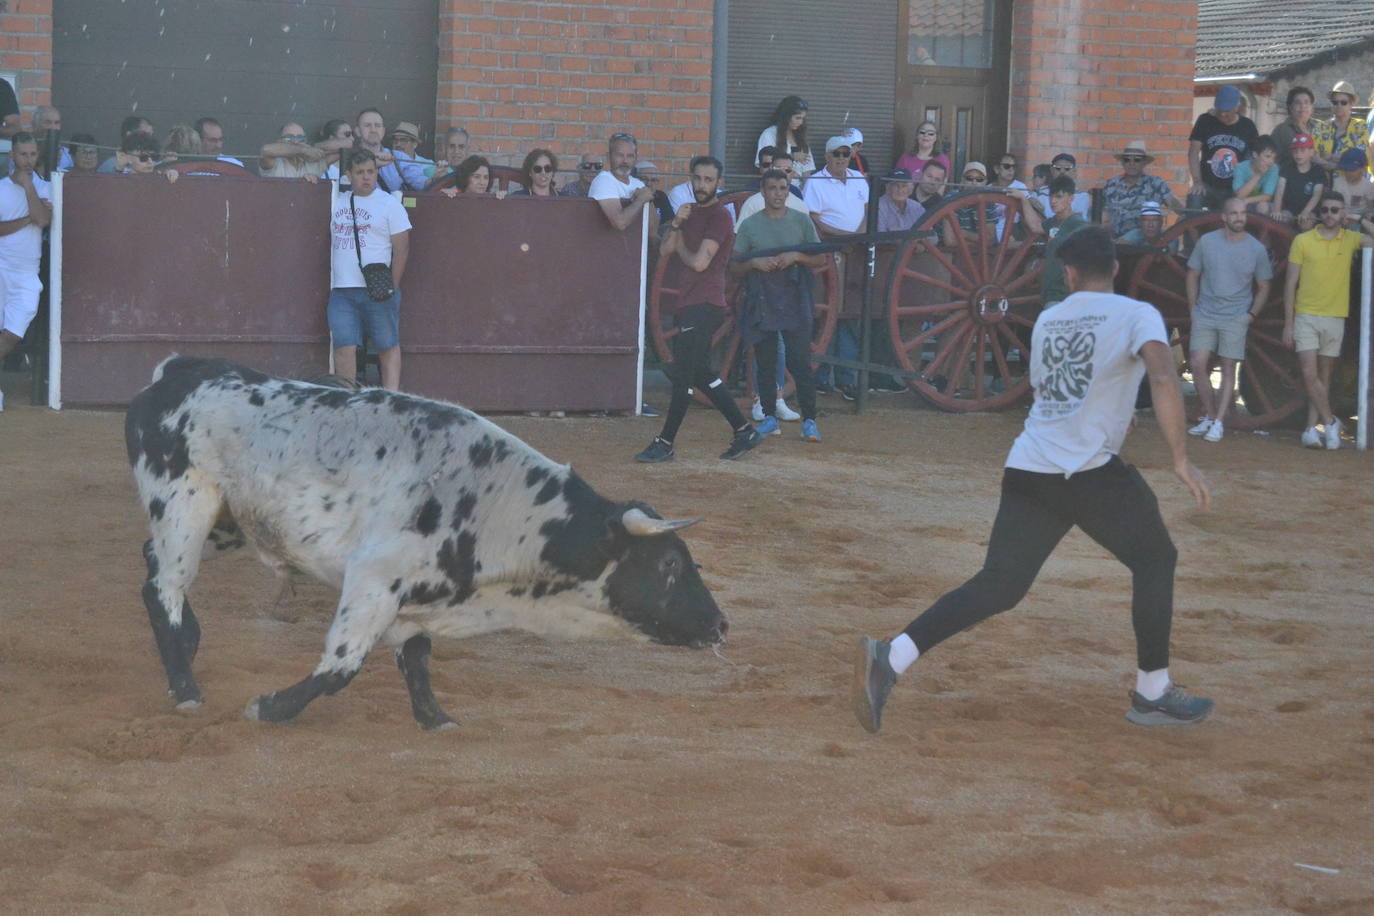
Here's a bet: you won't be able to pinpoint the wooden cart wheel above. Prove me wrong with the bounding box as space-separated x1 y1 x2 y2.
649 190 837 405
886 189 1043 411
1126 212 1301 430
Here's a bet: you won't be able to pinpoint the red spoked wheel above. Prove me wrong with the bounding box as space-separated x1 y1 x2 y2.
1126 212 1301 429
649 193 838 406
886 189 1044 411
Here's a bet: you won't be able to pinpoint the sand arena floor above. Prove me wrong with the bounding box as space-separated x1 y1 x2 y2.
1 388 1372 913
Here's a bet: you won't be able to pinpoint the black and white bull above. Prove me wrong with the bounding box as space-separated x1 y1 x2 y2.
125 357 726 729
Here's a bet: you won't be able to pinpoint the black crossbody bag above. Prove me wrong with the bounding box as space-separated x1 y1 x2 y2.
349 192 395 301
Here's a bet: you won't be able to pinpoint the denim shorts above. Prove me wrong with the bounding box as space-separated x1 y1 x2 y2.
327 286 401 350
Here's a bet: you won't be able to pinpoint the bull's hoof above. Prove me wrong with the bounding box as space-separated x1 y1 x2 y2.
243 697 264 721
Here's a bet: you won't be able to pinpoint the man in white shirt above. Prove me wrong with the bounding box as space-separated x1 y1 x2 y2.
735 151 809 228
590 132 658 234
328 150 412 390
802 135 869 233
855 227 1214 733
0 133 52 371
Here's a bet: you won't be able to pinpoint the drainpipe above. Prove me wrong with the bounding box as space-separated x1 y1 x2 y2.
709 0 728 163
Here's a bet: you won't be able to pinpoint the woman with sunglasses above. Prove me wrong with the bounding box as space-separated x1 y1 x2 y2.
756 96 814 177
895 121 949 181
319 118 357 184
1315 81 1368 175
510 148 559 197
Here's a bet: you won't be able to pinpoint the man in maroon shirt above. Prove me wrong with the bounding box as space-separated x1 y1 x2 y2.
635 155 764 462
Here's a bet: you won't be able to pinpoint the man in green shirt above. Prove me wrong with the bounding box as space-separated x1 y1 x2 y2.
731 170 830 441
1017 175 1091 306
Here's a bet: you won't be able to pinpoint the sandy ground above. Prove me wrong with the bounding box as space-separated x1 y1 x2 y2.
2 377 1373 914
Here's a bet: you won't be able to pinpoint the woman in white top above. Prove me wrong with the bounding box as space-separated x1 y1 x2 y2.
756 96 815 177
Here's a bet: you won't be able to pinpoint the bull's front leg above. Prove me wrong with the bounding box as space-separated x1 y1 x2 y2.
396 634 457 731
244 561 400 723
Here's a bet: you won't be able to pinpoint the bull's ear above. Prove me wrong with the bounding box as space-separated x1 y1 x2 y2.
621 507 701 537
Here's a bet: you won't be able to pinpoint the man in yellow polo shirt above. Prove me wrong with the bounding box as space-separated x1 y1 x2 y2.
1283 191 1374 449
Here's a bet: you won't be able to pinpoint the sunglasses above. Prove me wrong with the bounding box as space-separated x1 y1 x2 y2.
1319 205 1345 214
580 162 603 170
136 153 156 162
962 174 985 181
831 149 852 158
918 130 937 136
530 164 554 173
1121 155 1146 163
611 132 636 144
998 162 1016 169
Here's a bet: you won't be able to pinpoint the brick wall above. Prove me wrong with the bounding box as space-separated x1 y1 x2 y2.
437 0 713 179
1008 0 1197 196
0 0 53 122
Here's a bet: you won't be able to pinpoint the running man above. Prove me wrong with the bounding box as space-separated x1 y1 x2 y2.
854 227 1214 732
634 156 764 462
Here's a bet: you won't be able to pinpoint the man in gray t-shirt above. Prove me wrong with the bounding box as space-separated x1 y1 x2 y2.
1184 197 1273 440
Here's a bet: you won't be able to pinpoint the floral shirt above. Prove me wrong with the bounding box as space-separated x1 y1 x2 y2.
1102 173 1174 238
1317 117 1368 170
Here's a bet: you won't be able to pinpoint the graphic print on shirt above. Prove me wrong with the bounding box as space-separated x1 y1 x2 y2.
1206 141 1244 180
1036 314 1103 410
331 200 375 251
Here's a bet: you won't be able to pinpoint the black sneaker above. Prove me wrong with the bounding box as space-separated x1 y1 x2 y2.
1125 684 1213 726
634 437 675 463
640 402 661 418
853 637 897 733
719 426 764 460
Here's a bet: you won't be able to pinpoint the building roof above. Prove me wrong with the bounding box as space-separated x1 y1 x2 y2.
1196 0 1374 79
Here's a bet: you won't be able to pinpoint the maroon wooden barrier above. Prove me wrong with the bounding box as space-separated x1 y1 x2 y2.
56 175 645 410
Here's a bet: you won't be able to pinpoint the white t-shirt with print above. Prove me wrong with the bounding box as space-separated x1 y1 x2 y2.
330 189 412 289
0 173 52 267
1006 291 1168 477
588 170 645 201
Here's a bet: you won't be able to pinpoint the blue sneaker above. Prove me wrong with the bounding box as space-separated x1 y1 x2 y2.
756 415 781 436
801 418 822 442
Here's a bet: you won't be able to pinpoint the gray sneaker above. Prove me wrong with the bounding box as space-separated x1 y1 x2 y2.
1125 683 1214 726
719 426 764 460
853 637 897 733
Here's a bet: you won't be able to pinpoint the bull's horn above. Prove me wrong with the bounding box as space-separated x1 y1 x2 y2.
621 507 701 536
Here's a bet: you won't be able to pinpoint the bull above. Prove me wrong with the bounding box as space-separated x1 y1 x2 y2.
125 357 727 729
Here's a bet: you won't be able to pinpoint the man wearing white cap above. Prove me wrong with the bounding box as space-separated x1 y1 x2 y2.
1103 140 1182 238
803 135 868 233
1117 200 1173 252
840 127 868 175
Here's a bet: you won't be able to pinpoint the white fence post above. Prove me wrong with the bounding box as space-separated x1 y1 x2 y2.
1359 248 1370 451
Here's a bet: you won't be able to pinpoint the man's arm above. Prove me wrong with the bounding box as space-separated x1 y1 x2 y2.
1282 261 1301 348
11 171 51 229
390 231 409 287
1358 214 1374 247
259 141 324 170
597 188 654 232
1141 339 1210 511
1185 268 1201 311
1250 278 1271 316
1015 190 1045 236
1187 140 1204 188
664 219 720 273
0 216 30 237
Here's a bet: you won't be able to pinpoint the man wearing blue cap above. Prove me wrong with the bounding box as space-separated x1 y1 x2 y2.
1188 85 1258 210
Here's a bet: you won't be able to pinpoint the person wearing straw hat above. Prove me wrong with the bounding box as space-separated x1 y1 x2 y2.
1315 81 1367 175
1102 140 1182 239
389 121 433 187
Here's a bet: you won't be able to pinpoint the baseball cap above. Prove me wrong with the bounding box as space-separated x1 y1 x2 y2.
636 160 657 172
1289 133 1315 150
1140 201 1163 216
824 135 852 154
885 168 914 182
391 121 420 141
962 161 988 178
1338 148 1368 170
1051 152 1076 166
1215 85 1241 111
841 127 864 145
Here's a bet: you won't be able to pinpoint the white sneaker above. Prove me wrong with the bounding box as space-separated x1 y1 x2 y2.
1325 418 1342 450
1188 417 1214 437
1204 419 1223 442
1301 427 1322 449
750 396 765 422
775 399 801 421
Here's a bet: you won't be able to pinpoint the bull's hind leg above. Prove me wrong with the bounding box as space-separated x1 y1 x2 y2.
140 479 224 710
244 556 402 723
396 635 457 731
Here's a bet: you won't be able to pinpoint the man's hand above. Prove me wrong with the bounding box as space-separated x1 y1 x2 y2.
1174 458 1211 512
376 150 394 166
675 202 693 223
1282 322 1295 349
632 186 654 205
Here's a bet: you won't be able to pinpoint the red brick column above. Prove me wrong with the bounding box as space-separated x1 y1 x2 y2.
0 0 53 119
437 1 713 179
1008 0 1197 195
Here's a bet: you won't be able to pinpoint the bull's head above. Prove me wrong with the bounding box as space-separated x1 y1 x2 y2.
602 507 727 648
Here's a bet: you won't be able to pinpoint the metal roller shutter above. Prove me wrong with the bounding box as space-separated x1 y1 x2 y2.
53 0 440 162
725 0 898 181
